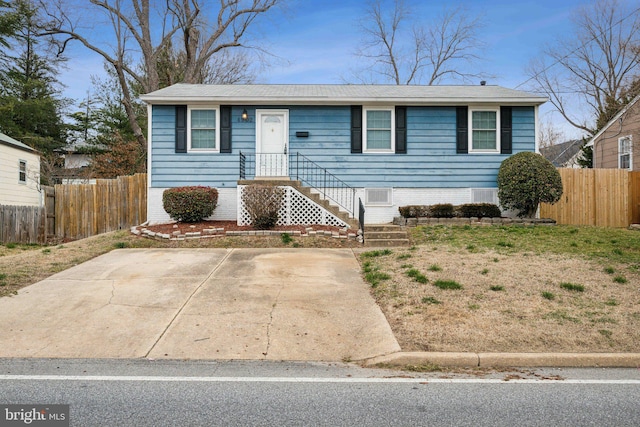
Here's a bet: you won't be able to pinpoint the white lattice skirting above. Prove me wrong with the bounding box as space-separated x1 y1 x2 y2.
237 185 349 227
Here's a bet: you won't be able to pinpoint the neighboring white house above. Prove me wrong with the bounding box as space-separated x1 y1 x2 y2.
0 132 42 207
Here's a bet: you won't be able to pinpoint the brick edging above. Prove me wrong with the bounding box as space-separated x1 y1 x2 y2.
131 225 363 242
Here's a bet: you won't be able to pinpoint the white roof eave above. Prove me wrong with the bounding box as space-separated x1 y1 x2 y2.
140 95 548 105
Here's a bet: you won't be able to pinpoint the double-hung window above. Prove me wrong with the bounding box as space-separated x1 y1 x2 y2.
18 160 26 183
619 135 632 170
188 107 219 152
364 107 394 153
469 108 500 153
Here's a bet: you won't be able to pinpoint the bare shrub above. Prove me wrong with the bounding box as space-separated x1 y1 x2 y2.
242 185 284 229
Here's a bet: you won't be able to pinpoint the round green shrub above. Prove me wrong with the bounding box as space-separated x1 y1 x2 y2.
162 186 218 222
497 152 562 218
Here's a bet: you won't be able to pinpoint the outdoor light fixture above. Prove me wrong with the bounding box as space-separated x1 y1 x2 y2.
241 108 249 121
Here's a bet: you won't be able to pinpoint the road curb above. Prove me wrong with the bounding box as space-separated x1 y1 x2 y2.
362 352 640 368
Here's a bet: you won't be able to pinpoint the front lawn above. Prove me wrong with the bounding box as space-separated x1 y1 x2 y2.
357 225 640 353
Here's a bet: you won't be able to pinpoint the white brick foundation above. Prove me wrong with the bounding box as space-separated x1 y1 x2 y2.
147 186 499 225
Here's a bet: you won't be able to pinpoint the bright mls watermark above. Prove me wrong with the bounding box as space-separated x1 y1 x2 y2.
0 405 69 427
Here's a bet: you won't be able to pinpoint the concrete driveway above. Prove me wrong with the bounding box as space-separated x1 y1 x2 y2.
0 249 400 361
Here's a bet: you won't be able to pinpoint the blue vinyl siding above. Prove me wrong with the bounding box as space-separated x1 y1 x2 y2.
150 105 536 188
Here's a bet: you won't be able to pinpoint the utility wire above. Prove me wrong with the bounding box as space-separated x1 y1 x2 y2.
514 5 640 90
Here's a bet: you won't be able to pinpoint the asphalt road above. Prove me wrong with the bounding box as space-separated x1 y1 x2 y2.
1 359 640 426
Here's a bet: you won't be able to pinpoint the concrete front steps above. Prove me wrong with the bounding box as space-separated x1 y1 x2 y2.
364 224 410 247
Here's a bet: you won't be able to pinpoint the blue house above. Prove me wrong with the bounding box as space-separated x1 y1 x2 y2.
140 84 546 226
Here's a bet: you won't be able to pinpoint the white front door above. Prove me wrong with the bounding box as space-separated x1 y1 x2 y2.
256 109 288 177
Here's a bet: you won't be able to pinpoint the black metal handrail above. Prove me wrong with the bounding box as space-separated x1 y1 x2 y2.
293 152 356 217
238 151 357 217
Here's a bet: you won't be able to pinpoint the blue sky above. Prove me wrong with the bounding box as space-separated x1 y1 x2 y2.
58 0 593 139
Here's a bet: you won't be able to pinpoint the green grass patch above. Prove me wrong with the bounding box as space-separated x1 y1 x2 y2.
5 243 16 249
41 248 51 254
361 249 393 258
433 279 463 290
427 264 442 272
489 285 504 291
496 241 514 248
559 282 585 292
541 291 555 300
365 271 391 288
598 329 613 338
604 298 619 306
406 269 428 284
396 253 412 260
603 266 615 274
281 233 293 245
481 268 489 275
113 242 129 249
421 296 441 305
613 275 627 284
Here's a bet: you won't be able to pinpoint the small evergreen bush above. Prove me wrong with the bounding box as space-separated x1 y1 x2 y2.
497 152 563 217
242 185 284 230
430 203 455 218
457 203 502 218
162 186 218 222
398 205 431 218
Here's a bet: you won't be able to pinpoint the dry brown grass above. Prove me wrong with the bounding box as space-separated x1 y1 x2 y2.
358 245 640 353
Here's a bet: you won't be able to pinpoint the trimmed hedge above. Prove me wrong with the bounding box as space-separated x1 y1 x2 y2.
398 205 431 218
398 203 502 219
457 203 502 219
162 186 218 223
431 203 455 218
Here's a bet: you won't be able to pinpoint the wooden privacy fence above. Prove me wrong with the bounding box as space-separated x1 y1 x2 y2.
55 173 147 240
0 205 46 244
540 169 640 228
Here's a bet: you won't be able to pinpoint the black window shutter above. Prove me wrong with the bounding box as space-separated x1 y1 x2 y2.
175 105 187 153
500 106 512 154
220 105 232 153
351 105 362 153
456 106 468 154
395 106 407 154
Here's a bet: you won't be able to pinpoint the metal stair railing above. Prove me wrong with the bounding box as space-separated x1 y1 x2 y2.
293 152 356 217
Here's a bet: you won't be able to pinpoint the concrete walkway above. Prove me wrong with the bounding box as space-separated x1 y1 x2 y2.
0 248 400 361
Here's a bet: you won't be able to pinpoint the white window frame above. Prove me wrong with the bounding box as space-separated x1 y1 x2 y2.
365 188 393 206
187 105 220 153
363 106 395 153
469 107 500 153
618 135 632 170
18 160 27 184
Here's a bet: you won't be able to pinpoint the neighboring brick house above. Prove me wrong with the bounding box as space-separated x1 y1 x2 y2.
586 95 640 169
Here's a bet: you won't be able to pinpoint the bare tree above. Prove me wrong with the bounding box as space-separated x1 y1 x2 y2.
538 116 567 148
526 0 640 136
352 0 484 85
40 0 281 149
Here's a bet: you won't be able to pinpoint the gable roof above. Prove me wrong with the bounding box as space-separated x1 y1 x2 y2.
540 139 583 167
141 83 547 105
585 94 640 147
0 132 37 154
